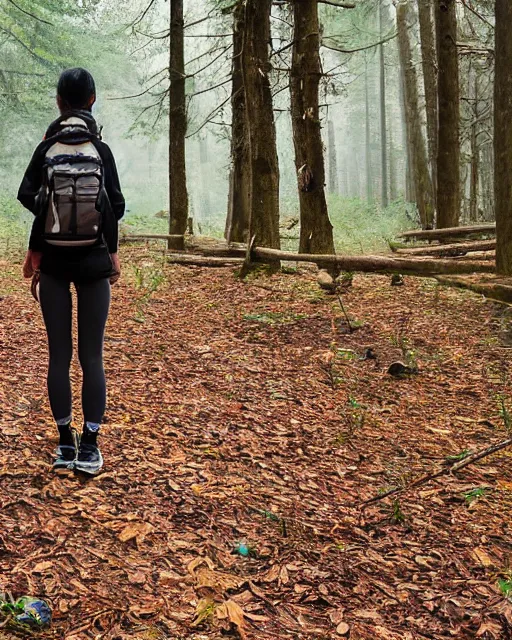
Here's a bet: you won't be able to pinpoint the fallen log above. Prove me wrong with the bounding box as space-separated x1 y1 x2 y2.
248 247 495 275
435 275 512 304
120 234 184 243
167 254 243 267
400 223 495 242
396 239 496 257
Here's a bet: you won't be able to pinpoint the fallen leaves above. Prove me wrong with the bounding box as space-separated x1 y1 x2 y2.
1 247 512 639
118 521 154 546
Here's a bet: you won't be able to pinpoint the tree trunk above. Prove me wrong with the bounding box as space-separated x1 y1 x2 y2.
398 59 414 202
200 136 212 222
242 0 280 252
389 114 398 201
225 1 250 244
339 147 348 196
469 67 479 223
495 0 512 275
397 1 434 228
352 147 361 198
482 143 494 221
379 3 388 208
290 0 335 256
436 0 460 228
417 0 438 200
364 57 373 203
328 120 339 194
169 0 188 250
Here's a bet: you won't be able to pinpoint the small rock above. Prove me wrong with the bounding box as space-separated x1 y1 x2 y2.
318 270 335 291
387 361 417 377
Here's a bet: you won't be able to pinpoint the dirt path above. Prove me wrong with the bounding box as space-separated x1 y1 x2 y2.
1 247 511 640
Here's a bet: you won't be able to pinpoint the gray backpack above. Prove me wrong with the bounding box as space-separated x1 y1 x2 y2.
42 132 104 247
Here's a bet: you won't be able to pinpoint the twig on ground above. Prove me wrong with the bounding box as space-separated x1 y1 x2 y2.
336 292 353 332
362 437 512 506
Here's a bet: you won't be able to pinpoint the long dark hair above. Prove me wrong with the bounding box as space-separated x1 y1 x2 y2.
57 68 96 111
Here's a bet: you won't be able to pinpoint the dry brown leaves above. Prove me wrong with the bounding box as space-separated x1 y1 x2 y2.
0 246 511 639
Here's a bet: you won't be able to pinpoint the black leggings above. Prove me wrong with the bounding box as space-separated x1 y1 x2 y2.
39 273 111 428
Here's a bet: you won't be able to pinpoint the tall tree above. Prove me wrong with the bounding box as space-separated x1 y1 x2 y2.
290 0 335 257
436 0 460 228
495 0 512 274
418 0 438 200
364 56 373 204
328 120 339 194
397 0 434 228
225 0 250 243
168 0 189 249
242 0 280 252
379 1 388 208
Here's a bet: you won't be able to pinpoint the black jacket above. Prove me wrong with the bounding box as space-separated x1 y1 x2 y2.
18 111 125 281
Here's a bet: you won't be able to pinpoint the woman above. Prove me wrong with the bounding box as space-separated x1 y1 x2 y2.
18 68 125 475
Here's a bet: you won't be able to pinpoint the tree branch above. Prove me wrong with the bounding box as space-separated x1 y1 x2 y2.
6 0 53 25
186 90 239 139
322 30 398 53
318 0 356 8
189 77 231 98
362 437 512 506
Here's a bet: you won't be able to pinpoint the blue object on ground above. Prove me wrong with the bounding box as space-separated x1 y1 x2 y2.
235 542 251 557
15 597 52 627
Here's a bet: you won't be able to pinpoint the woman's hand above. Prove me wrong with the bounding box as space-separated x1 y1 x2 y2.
23 251 42 279
110 253 121 285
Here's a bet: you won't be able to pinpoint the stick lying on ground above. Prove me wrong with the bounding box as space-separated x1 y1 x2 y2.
362 437 512 506
396 239 496 257
400 223 496 242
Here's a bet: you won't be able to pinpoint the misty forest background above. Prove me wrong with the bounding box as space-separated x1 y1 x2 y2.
0 0 500 262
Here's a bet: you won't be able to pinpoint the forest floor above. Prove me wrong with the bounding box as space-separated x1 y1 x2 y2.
1 245 512 640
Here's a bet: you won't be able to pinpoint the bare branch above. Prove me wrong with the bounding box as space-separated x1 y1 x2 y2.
185 9 216 30
189 44 233 77
318 0 356 7
6 0 53 25
186 90 239 138
190 77 231 98
322 30 398 53
129 0 158 28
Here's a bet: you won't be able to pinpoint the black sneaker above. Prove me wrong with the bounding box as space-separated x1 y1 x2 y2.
75 441 103 475
53 427 79 470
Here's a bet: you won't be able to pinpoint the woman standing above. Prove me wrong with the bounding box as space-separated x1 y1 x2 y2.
18 68 125 475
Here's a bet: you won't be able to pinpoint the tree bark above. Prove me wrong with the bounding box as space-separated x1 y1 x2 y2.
364 57 373 203
397 1 434 228
469 66 479 223
389 114 398 201
225 0 250 243
242 0 280 253
397 239 495 257
400 223 495 242
379 2 388 208
398 34 414 202
328 120 339 194
290 0 335 257
436 0 460 228
249 247 494 275
417 0 438 200
495 0 512 275
169 0 188 250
